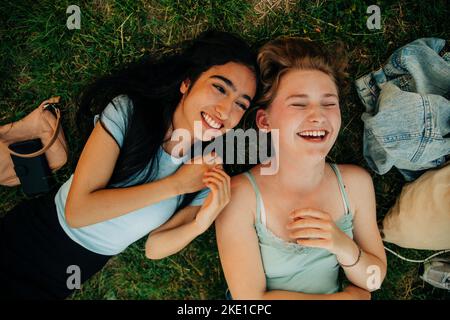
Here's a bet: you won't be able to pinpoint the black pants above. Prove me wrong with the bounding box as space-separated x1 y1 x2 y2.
0 190 111 300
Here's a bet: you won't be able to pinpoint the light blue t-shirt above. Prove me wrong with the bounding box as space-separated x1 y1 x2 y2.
55 95 210 256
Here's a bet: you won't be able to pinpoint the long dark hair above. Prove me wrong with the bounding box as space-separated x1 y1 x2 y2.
76 30 258 209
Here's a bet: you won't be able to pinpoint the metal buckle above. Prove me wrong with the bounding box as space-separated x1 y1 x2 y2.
43 103 59 115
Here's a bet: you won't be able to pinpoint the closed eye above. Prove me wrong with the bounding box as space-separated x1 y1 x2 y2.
213 84 226 94
236 102 248 111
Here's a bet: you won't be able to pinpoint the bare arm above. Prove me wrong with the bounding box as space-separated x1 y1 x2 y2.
215 175 369 300
145 205 202 259
286 166 387 293
146 167 230 260
336 165 387 291
262 286 367 300
65 122 209 228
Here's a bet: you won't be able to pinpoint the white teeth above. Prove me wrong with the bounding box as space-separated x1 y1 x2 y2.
299 130 326 137
202 112 221 129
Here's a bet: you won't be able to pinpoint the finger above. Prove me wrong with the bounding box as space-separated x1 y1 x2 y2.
288 228 330 240
209 168 231 187
205 168 230 201
203 176 223 186
211 172 229 204
224 174 231 200
219 176 228 206
286 218 329 230
210 166 228 177
203 176 225 195
204 174 229 206
204 179 227 208
296 238 330 249
204 171 228 186
204 180 218 198
290 208 330 221
205 170 230 192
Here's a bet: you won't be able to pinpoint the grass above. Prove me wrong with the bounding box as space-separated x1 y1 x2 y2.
0 0 449 300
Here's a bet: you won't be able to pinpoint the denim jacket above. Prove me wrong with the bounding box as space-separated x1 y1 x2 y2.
355 38 450 181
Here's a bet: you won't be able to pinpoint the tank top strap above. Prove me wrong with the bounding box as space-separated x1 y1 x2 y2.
243 171 267 226
329 163 351 215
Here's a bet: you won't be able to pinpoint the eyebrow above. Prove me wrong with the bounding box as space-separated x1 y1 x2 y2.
286 93 338 100
210 75 252 103
286 94 308 100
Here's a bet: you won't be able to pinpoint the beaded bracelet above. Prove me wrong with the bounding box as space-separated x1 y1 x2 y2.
338 245 362 268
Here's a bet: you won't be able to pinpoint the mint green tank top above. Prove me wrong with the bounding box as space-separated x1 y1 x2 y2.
243 163 354 294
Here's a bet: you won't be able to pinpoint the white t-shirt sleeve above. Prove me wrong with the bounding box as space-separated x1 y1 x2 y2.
93 95 133 148
189 187 211 207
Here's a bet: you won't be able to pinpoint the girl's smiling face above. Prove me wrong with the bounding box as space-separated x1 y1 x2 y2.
257 69 341 160
177 62 257 141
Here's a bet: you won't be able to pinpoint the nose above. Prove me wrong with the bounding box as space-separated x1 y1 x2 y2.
307 105 326 124
215 99 232 121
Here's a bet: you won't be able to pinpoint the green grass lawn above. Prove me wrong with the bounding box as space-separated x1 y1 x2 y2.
0 0 449 300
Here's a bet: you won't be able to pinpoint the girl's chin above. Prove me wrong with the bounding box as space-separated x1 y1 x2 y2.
298 152 328 162
193 131 223 142
281 147 330 161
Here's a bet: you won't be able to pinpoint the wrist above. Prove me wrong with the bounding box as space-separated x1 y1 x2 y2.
336 240 361 267
192 216 209 235
332 233 354 257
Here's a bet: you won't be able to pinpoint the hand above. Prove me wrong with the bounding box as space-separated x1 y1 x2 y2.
171 152 221 194
194 166 231 233
343 284 371 300
286 208 356 258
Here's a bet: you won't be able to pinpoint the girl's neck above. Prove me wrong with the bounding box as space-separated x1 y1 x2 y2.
259 152 327 194
161 126 193 158
162 101 194 158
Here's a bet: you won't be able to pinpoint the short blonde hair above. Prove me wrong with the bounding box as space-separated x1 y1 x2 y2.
256 37 349 109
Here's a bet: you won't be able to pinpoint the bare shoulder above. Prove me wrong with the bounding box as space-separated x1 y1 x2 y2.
231 172 258 201
217 171 256 224
336 164 373 188
230 172 253 191
335 164 375 216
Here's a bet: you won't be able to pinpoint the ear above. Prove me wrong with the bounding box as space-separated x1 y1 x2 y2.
256 108 271 132
180 79 191 94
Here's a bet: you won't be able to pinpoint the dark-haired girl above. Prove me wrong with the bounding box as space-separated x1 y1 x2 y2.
0 31 257 299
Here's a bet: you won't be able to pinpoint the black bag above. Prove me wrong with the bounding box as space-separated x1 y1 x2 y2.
8 138 54 196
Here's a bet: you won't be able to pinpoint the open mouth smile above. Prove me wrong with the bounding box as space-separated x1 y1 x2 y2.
297 129 329 143
201 111 223 130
